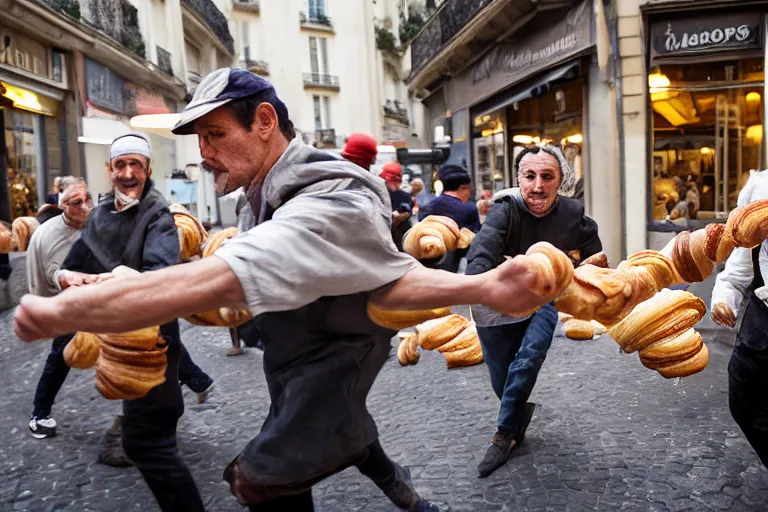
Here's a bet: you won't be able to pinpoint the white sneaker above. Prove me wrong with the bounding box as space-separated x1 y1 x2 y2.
29 416 57 439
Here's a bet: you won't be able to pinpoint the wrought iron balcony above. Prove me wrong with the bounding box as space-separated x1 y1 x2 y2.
300 11 333 30
241 59 270 76
383 100 409 124
233 0 260 14
303 73 340 90
410 0 494 77
182 0 235 54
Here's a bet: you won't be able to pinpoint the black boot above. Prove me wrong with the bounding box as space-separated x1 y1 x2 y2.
98 415 133 468
477 403 536 478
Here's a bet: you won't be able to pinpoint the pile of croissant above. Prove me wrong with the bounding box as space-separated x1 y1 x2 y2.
397 314 484 369
64 327 168 400
0 217 39 254
403 215 476 260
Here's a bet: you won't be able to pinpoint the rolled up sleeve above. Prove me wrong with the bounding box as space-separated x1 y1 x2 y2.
214 189 420 317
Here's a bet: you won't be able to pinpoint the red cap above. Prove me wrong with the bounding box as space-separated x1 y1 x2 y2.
341 133 378 168
379 162 403 182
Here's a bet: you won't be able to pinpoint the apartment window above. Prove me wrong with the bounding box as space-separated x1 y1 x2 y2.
309 37 330 75
241 21 251 61
309 0 326 18
313 95 332 130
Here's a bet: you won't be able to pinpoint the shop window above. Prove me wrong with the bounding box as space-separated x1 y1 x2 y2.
472 111 506 198
4 108 41 220
650 58 764 222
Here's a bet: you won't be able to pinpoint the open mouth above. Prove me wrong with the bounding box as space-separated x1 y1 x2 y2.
117 179 139 190
203 162 230 195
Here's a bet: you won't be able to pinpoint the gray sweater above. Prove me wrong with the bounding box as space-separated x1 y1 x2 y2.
26 215 81 297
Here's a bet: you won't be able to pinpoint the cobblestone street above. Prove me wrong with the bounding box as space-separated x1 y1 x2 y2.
1 308 767 511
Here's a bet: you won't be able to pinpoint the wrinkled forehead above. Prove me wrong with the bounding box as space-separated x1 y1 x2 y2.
111 154 149 167
518 151 561 175
61 184 88 202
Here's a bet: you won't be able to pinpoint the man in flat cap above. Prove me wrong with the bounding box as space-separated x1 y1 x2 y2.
15 69 549 511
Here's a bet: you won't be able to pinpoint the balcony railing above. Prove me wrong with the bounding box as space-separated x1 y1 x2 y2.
182 0 235 54
241 59 270 76
233 0 260 13
300 12 333 29
411 0 494 75
303 73 340 90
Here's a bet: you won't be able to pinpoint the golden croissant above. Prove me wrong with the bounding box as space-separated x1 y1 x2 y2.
563 319 595 340
507 242 574 317
437 321 479 353
63 332 101 369
415 314 470 350
725 199 768 249
94 327 168 400
11 216 39 252
366 301 452 330
457 228 476 250
183 227 252 327
397 332 420 366
608 290 709 378
403 216 460 259
0 225 12 254
173 209 209 262
443 339 484 369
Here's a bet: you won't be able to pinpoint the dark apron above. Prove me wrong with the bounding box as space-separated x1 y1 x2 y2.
223 292 396 502
728 247 768 468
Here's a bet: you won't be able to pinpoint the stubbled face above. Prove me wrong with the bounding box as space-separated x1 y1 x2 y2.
195 106 272 195
518 152 561 215
110 154 150 201
61 186 90 225
456 184 472 203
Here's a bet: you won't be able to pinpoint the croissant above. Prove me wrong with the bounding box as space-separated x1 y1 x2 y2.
173 209 208 262
507 242 574 317
367 301 452 330
443 340 484 369
581 252 609 268
725 199 768 249
94 327 168 400
184 227 252 327
591 320 608 336
457 227 476 250
608 290 709 378
563 319 595 340
0 225 11 254
415 314 470 350
203 227 239 257
437 322 478 353
703 223 735 264
397 332 420 366
11 216 39 252
670 231 714 284
63 332 101 369
403 216 460 259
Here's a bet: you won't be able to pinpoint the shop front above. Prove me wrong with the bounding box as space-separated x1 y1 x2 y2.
443 0 594 200
646 9 766 229
0 25 71 222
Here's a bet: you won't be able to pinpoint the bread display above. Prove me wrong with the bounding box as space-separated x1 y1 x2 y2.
563 319 595 340
367 301 452 330
397 332 420 366
403 215 460 259
608 290 709 378
94 327 168 400
457 227 476 250
184 227 252 328
63 332 101 369
0 224 12 254
11 216 39 252
170 203 209 261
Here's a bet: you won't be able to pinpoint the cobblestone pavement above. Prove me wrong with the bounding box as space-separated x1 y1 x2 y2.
1 308 767 512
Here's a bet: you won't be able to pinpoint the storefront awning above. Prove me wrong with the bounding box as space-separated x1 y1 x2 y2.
472 61 580 118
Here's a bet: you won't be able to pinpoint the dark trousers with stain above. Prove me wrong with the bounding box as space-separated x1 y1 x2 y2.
122 343 205 512
32 333 75 418
231 440 419 511
477 303 558 435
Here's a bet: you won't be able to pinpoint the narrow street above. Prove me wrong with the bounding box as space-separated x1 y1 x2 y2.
1 309 766 511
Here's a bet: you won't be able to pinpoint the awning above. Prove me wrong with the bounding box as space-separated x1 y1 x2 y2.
472 61 580 119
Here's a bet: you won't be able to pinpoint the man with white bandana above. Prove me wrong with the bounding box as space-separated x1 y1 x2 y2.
14 69 551 511
466 144 602 477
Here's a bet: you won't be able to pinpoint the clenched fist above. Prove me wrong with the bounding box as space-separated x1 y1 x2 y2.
711 302 736 328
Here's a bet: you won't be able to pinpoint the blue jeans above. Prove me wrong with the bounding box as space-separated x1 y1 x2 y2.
477 303 558 435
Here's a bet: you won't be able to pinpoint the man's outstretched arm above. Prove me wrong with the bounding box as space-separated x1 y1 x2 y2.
14 257 245 342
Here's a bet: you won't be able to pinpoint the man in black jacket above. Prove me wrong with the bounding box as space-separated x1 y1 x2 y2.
466 144 602 477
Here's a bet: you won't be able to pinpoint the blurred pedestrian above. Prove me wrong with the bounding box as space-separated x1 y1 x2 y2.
341 133 378 171
45 176 62 205
380 162 412 252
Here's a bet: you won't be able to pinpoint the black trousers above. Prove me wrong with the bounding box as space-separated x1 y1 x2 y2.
32 333 75 418
178 345 213 393
729 341 768 469
239 440 420 511
122 344 205 512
